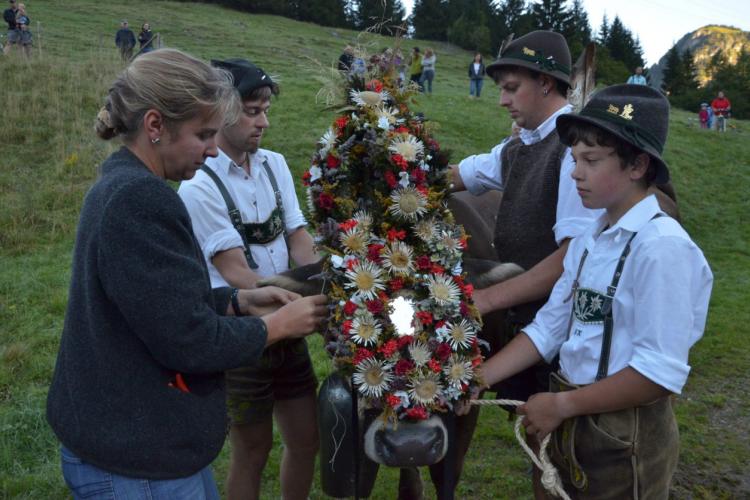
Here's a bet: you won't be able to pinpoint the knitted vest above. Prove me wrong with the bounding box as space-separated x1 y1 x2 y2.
493 131 567 324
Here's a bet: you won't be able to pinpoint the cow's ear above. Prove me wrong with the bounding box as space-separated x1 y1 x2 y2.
463 258 524 290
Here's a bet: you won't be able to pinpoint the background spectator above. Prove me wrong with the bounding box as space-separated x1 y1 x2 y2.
337 44 353 72
420 47 436 94
3 0 18 55
699 103 709 129
409 46 422 88
138 22 155 53
115 20 135 61
468 52 485 98
15 1 30 57
627 66 648 85
711 91 731 132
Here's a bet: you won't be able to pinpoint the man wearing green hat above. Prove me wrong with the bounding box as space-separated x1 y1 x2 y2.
178 59 320 500
477 83 712 498
448 30 600 495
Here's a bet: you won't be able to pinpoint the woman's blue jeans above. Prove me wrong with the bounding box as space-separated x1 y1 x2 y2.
61 446 220 500
470 78 484 97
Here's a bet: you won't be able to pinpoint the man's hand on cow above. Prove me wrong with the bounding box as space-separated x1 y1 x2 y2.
239 286 300 317
471 287 494 315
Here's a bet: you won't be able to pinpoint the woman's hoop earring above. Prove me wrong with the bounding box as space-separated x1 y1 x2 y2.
151 137 161 144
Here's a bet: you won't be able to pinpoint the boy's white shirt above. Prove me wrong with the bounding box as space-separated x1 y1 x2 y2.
178 148 307 286
523 195 713 393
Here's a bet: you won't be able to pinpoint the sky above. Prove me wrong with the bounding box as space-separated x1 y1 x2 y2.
399 0 750 65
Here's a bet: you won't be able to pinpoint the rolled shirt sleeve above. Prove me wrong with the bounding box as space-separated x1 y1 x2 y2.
457 141 508 195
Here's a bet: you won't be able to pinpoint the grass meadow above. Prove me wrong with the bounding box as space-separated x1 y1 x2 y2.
1 1 749 498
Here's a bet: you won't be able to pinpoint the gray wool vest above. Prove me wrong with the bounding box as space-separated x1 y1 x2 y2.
493 131 567 324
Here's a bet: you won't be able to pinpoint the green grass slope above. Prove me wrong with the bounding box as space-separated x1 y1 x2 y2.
1 1 749 498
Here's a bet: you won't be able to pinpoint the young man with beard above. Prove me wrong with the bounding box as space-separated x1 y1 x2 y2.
179 59 320 500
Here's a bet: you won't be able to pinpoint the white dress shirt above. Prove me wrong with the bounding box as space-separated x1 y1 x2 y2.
178 148 307 286
524 195 713 393
458 104 601 243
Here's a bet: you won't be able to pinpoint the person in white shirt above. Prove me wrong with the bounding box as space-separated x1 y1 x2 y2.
475 84 713 498
178 59 320 500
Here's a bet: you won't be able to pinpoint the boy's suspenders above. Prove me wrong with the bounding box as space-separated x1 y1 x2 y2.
199 160 289 271
565 214 663 381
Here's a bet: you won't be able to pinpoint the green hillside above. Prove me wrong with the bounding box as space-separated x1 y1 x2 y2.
1 1 749 498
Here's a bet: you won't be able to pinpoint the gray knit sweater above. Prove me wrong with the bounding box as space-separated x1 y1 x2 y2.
47 147 268 479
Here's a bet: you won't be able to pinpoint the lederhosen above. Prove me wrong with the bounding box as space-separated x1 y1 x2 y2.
549 217 680 499
200 160 287 270
489 132 567 401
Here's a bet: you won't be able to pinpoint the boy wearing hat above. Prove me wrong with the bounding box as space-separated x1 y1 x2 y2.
178 59 320 500
478 84 713 498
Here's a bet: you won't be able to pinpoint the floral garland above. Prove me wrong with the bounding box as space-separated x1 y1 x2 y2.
304 52 484 422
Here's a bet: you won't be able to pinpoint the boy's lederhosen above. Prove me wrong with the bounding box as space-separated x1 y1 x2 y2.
201 162 317 424
549 220 679 499
489 132 567 402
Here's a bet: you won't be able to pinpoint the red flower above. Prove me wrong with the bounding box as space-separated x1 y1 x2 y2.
406 406 429 420
452 275 465 287
302 170 312 186
431 263 445 275
471 356 482 367
335 115 349 132
326 154 341 169
415 311 433 326
427 138 440 152
366 79 383 93
352 348 373 365
459 236 468 249
384 170 398 189
391 154 409 171
366 300 384 314
416 255 432 271
397 335 414 349
378 339 398 357
394 358 416 376
428 358 442 373
436 343 452 361
343 301 358 316
339 219 358 232
317 192 334 211
386 394 401 409
367 243 384 263
342 320 353 335
459 302 469 316
394 126 409 134
463 284 474 299
416 185 429 196
346 258 359 271
413 168 426 185
387 228 406 241
389 277 404 291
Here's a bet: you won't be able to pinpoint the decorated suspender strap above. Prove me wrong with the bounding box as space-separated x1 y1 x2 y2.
199 165 260 269
564 214 663 381
260 159 290 252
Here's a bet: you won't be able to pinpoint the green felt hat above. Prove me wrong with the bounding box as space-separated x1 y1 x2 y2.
486 30 571 86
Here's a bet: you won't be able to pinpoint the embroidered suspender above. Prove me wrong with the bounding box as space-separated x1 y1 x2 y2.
564 214 663 381
199 161 289 270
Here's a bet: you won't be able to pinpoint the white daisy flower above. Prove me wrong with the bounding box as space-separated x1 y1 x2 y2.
350 89 390 108
414 219 437 242
444 319 478 351
443 355 475 389
376 106 398 128
408 341 431 367
427 274 461 306
354 358 393 398
437 231 462 253
408 373 443 405
309 165 322 183
319 127 336 156
339 228 368 254
353 210 373 232
345 260 386 300
382 241 415 275
388 187 428 221
350 313 382 346
388 135 424 162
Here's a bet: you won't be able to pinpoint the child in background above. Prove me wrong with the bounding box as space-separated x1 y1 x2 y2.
699 103 709 129
474 84 713 498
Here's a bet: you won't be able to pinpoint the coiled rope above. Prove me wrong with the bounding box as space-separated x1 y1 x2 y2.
470 399 571 500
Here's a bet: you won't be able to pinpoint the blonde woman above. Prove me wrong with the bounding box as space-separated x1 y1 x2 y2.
46 49 327 499
420 47 436 94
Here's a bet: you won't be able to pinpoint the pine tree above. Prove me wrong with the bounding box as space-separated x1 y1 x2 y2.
352 0 406 34
410 0 450 41
596 14 609 45
661 46 684 94
564 0 591 59
530 0 572 33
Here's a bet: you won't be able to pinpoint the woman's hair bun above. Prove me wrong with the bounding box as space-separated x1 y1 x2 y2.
95 106 118 140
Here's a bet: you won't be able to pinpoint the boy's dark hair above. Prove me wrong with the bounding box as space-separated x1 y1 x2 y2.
561 121 658 184
241 83 278 102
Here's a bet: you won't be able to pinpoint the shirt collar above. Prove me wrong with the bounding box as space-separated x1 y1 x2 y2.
519 104 573 145
587 194 662 247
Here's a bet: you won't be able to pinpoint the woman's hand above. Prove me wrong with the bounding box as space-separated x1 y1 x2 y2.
238 286 300 317
263 294 329 344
